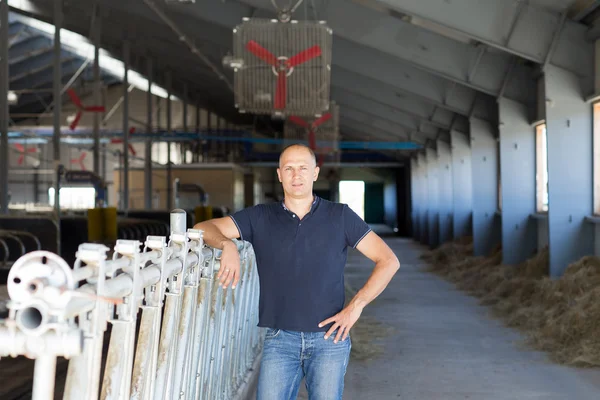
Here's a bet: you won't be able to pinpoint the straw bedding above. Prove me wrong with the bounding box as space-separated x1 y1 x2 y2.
421 238 600 367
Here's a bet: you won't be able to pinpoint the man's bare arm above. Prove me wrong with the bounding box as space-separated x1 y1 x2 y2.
348 231 400 310
193 217 240 249
193 217 242 288
318 231 400 342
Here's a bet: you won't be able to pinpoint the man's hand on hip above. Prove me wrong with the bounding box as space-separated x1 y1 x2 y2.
318 301 364 344
217 241 241 289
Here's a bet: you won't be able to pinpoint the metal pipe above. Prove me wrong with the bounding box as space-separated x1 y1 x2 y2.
142 0 234 92
32 355 57 400
123 40 130 213
0 327 82 358
0 0 9 214
145 58 153 210
53 0 62 255
166 71 172 210
93 17 101 177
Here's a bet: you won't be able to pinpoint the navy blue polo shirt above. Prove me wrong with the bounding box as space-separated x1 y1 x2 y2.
229 196 371 332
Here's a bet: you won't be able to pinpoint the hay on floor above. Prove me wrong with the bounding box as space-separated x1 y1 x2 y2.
421 238 600 368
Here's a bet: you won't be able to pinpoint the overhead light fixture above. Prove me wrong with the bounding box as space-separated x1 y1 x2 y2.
7 91 18 105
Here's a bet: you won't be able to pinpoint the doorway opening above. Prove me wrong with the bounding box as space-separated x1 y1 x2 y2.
339 180 365 220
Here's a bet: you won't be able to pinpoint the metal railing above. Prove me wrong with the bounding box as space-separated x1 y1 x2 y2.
0 209 261 400
0 229 42 269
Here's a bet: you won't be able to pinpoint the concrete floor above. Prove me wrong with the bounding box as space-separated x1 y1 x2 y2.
287 236 600 399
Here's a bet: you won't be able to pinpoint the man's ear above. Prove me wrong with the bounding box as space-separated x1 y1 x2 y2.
277 168 282 182
314 166 320 181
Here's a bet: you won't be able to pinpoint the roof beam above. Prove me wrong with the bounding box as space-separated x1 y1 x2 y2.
341 108 438 142
366 0 593 84
11 58 85 89
331 56 496 124
341 112 434 144
340 121 419 145
331 86 467 134
234 0 536 104
9 49 75 82
336 97 443 138
9 35 51 63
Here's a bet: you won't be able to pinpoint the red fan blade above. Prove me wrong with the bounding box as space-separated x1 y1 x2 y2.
246 40 278 66
79 152 87 162
289 116 309 128
128 144 136 156
66 89 83 109
287 45 322 67
14 143 24 152
18 155 24 165
312 113 332 129
129 127 136 134
274 71 287 110
83 106 105 112
308 130 317 150
69 111 83 130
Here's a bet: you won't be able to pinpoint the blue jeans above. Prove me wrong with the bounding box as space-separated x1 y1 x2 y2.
256 328 351 400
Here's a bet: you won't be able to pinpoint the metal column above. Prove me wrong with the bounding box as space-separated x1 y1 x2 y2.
195 104 200 163
93 17 101 177
410 156 419 241
417 152 428 245
426 147 439 249
498 97 537 265
450 130 473 240
145 58 153 209
122 41 130 213
206 111 212 162
544 65 594 277
470 117 500 257
183 84 188 163
0 0 9 214
53 0 62 255
166 71 172 210
436 140 453 244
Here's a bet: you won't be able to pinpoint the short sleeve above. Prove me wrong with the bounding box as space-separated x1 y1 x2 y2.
342 204 372 248
229 205 262 244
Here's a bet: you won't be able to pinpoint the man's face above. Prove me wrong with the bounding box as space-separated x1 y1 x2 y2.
277 146 320 198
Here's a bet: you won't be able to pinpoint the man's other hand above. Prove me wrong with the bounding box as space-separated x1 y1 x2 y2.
217 241 241 289
318 302 364 344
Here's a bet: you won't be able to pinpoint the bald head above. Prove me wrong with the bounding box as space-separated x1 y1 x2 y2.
279 144 317 168
277 144 320 199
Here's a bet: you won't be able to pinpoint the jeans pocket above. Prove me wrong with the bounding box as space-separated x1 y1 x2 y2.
265 328 281 339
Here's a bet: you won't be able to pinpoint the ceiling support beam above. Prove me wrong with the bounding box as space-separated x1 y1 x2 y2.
332 86 462 133
369 0 592 86
331 64 492 127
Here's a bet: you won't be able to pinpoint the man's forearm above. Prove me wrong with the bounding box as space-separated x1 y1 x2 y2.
348 256 400 311
194 221 234 249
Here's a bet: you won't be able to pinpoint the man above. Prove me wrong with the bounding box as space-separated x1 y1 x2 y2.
194 144 400 399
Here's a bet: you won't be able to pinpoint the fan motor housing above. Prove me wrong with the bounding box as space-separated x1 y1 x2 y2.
232 18 333 118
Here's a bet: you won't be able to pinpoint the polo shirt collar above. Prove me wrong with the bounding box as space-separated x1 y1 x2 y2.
281 194 319 215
